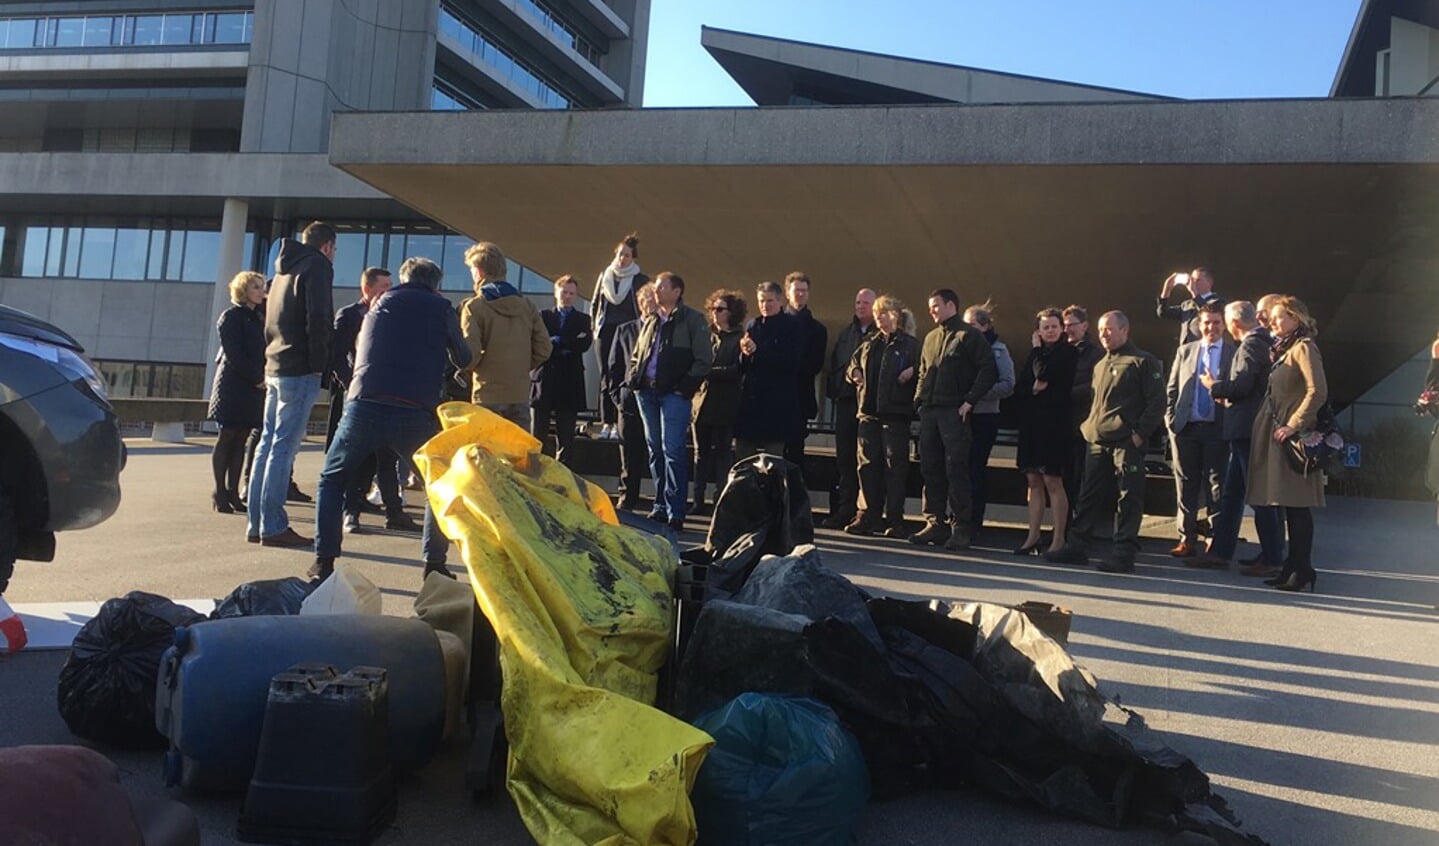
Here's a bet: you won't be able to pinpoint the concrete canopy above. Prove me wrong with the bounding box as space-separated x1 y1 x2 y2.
329 98 1439 404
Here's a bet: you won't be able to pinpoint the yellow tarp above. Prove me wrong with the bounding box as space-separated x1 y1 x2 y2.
414 402 713 846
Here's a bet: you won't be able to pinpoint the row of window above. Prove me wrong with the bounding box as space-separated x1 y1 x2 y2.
439 7 572 109
0 11 252 50
514 0 604 67
5 218 556 295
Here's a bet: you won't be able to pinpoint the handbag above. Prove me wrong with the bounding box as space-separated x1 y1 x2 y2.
1274 402 1343 476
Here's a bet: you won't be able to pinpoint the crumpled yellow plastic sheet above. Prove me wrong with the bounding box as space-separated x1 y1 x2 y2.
414 402 713 846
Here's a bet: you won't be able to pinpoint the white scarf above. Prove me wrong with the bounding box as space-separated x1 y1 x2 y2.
596 260 641 306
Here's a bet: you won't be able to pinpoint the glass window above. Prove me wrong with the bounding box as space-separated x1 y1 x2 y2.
365 232 388 270
82 16 114 47
213 12 247 44
79 227 117 278
39 18 58 47
161 14 193 45
331 231 367 287
44 227 64 276
131 15 162 46
5 19 36 49
442 236 470 282
113 227 151 281
21 227 48 276
242 232 257 272
199 13 217 44
147 230 167 279
62 227 81 276
53 17 83 47
401 233 446 269
0 21 8 48
181 230 220 282
165 228 184 280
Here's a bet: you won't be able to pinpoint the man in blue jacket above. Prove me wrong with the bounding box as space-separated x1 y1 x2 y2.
309 257 471 582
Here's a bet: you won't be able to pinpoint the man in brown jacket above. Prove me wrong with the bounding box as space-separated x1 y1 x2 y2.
458 242 552 428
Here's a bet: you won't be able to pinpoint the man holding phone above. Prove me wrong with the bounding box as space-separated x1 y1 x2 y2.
1157 267 1225 345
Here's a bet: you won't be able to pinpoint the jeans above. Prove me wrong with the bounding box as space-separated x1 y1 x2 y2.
917 406 974 528
246 374 322 539
637 389 692 521
1209 439 1285 563
315 400 448 564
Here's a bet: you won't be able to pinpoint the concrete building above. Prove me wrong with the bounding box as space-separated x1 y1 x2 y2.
0 0 650 397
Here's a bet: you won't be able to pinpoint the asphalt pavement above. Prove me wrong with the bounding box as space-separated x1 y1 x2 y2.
2 437 1436 846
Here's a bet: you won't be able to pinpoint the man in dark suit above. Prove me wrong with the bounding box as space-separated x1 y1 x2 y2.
1196 300 1285 572
531 275 592 466
783 272 828 482
1164 303 1234 560
607 282 656 509
1157 266 1226 345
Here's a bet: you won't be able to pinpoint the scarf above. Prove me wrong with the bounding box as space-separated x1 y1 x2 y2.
1270 324 1312 364
982 328 998 345
480 280 519 301
596 260 641 306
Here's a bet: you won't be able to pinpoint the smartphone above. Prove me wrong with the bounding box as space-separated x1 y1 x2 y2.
1173 272 1190 287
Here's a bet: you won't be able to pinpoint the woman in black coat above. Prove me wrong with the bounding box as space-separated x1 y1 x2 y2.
591 233 647 439
207 271 266 513
1013 307 1079 555
734 281 800 458
691 289 747 512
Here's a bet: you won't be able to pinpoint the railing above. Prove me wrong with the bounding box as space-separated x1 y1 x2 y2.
438 7 571 109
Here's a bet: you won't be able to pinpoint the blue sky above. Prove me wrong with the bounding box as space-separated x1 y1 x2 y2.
642 0 1365 106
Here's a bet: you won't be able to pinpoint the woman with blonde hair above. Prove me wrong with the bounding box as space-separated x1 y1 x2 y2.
207 271 267 513
844 294 920 537
1248 295 1328 592
592 233 648 439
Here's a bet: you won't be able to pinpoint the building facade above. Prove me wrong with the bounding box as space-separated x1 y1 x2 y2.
0 0 650 397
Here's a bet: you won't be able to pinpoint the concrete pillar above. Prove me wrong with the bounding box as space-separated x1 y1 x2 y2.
202 198 251 404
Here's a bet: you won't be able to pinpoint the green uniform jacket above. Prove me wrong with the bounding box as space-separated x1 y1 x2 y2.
1080 340 1165 446
915 315 998 410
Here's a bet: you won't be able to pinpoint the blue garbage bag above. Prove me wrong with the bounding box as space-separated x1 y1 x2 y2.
691 693 869 846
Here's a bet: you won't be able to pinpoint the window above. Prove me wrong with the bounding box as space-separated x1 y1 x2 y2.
131 15 162 45
180 230 221 282
437 7 572 109
113 227 151 281
78 227 117 278
82 16 115 47
21 226 49 277
161 14 193 45
0 11 253 50
53 16 83 47
213 12 247 45
2 19 37 49
330 231 369 288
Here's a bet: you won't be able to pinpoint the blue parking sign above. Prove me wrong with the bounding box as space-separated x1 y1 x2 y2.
1343 443 1361 468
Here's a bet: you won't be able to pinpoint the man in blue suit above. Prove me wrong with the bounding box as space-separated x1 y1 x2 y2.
1165 303 1234 560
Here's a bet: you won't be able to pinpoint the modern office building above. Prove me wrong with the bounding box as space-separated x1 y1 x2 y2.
0 0 650 397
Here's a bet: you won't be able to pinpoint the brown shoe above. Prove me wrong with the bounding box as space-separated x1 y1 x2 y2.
1239 562 1281 578
260 527 313 549
1169 542 1198 558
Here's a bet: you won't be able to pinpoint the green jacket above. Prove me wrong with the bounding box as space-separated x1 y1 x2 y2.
1080 341 1166 446
915 315 997 409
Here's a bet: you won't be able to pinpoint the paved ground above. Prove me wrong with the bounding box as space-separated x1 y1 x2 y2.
2 438 1437 846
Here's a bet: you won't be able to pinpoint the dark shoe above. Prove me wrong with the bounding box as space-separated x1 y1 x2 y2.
1043 544 1089 565
1264 560 1298 586
1012 537 1042 556
212 491 234 514
247 534 260 544
843 514 882 536
1240 562 1281 578
883 525 908 539
908 522 951 546
261 527 313 549
1274 570 1317 593
1169 541 1198 558
307 556 335 581
422 562 457 581
343 513 362 534
386 512 422 533
1097 556 1136 574
286 482 312 503
820 512 853 530
1184 554 1230 569
667 517 686 532
227 492 247 513
943 529 972 551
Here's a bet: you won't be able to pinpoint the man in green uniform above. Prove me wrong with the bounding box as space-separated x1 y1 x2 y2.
1045 311 1165 572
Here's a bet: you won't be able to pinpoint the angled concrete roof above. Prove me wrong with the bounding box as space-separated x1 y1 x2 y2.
329 98 1439 404
1331 0 1439 97
701 25 1166 106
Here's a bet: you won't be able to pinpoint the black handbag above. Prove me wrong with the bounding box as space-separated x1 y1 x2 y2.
1275 403 1343 476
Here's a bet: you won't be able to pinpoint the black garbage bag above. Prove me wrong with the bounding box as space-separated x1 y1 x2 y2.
691 693 869 846
702 454 813 596
210 577 315 619
57 591 206 747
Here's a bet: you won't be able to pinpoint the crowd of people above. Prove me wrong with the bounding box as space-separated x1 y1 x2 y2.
208 225 1335 592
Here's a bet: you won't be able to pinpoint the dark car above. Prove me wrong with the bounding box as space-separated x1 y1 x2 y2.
0 305 125 593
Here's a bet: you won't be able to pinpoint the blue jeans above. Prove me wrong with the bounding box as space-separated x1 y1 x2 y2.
637 389 692 521
315 400 448 563
246 374 322 538
1209 438 1285 563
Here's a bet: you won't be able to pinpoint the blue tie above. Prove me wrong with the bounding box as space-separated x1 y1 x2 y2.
1195 345 1214 420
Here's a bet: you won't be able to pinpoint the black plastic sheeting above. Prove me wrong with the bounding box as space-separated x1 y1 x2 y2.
675 547 1267 845
210 577 314 619
57 591 207 747
692 454 814 598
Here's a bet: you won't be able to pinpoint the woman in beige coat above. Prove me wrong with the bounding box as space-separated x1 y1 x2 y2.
1248 296 1327 593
